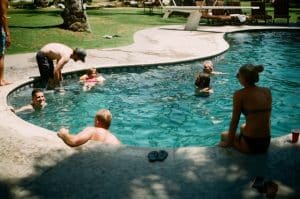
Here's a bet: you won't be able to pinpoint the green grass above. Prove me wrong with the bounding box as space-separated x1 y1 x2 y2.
7 8 186 54
7 6 300 54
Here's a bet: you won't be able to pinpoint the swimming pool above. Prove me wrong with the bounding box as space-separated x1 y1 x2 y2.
8 31 300 148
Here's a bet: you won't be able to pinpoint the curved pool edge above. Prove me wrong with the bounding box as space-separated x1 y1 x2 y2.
1 25 300 198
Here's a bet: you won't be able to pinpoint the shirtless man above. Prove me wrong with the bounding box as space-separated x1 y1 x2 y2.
36 43 86 89
57 109 121 147
12 88 47 113
0 0 11 86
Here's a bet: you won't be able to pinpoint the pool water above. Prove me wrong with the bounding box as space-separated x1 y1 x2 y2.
9 31 300 147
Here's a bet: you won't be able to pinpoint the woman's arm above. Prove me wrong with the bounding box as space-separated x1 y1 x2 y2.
227 91 242 145
96 75 106 83
79 74 88 81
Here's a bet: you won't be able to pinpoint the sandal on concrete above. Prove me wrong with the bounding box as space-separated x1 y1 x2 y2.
148 151 159 162
157 150 168 161
147 150 168 162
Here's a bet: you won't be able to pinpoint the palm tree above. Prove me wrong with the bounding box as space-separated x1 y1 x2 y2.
61 0 91 32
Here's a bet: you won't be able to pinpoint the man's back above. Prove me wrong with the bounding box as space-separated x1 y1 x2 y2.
90 127 121 145
40 43 73 61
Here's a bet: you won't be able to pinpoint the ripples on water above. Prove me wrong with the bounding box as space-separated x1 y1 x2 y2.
9 31 300 147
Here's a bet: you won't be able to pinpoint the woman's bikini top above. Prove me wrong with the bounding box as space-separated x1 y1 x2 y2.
241 107 271 116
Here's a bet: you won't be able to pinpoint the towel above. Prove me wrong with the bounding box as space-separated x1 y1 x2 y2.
230 14 246 23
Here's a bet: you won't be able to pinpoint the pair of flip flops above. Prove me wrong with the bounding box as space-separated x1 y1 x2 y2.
148 150 168 162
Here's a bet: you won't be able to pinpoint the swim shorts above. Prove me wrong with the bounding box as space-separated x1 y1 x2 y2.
36 51 54 80
239 133 271 154
36 51 54 88
0 25 6 56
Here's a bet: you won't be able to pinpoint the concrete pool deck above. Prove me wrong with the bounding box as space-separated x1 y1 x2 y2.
0 25 300 199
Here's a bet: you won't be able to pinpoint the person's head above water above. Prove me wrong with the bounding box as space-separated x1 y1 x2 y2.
236 64 264 85
86 68 98 78
202 60 214 74
94 109 112 129
31 88 46 110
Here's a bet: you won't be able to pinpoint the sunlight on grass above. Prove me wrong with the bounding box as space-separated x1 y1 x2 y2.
7 8 186 54
7 6 299 54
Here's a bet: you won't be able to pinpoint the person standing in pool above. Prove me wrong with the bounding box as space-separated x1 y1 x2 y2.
57 109 121 147
36 43 87 89
12 88 47 113
0 0 11 86
219 64 272 154
194 72 213 97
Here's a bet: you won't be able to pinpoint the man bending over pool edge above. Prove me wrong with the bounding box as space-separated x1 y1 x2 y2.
57 109 121 147
36 43 86 90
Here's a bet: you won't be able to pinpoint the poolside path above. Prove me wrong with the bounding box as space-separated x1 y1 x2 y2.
0 25 299 199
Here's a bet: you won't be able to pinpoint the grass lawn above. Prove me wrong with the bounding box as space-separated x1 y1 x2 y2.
7 6 299 54
7 8 186 54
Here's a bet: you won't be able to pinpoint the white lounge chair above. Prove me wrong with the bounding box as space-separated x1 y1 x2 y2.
158 0 258 31
158 0 193 19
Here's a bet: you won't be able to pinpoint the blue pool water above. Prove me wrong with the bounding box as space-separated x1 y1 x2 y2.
9 31 300 147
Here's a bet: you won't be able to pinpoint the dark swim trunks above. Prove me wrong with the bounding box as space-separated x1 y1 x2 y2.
36 51 54 88
239 133 271 154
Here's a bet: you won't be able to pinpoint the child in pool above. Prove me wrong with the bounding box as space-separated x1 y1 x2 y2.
195 72 213 97
80 68 105 91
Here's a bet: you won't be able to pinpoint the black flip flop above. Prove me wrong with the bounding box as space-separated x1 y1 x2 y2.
157 150 168 161
148 150 168 162
148 151 159 162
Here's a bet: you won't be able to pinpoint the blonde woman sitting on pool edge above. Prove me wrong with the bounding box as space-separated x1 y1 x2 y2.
79 68 105 91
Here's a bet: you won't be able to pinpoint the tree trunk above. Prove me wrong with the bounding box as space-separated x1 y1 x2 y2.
61 0 91 32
